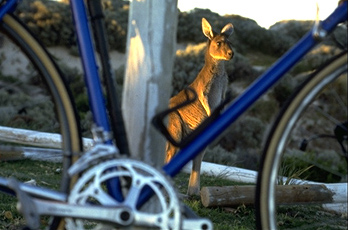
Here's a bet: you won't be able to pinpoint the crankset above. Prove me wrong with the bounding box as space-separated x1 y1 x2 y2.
10 144 211 229
66 158 182 229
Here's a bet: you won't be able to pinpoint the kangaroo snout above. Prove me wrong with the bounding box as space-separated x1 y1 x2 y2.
226 49 234 60
220 45 233 60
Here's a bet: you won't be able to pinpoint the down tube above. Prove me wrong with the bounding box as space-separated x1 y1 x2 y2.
162 2 348 177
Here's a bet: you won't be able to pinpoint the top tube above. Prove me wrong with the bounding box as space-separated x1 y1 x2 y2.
321 1 348 32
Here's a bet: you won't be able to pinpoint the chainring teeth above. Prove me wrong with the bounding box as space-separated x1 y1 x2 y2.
67 158 182 229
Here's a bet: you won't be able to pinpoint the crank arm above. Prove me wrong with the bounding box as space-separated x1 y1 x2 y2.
180 205 213 230
180 218 213 230
32 198 134 227
132 212 212 230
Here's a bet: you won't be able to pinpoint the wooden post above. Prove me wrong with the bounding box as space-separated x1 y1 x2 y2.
122 0 177 166
121 0 177 221
201 184 336 207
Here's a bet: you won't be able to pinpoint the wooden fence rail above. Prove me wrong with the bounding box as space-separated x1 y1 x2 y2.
0 126 93 161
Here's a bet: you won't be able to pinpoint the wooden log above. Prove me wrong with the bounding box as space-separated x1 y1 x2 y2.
0 126 93 149
184 161 346 213
201 184 335 207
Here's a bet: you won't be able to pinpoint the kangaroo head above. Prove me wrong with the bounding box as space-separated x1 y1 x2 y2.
202 18 234 61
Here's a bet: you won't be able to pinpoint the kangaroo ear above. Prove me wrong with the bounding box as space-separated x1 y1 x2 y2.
221 23 234 37
202 18 214 40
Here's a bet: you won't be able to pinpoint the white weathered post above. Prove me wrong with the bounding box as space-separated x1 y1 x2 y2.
122 0 177 166
122 1 177 222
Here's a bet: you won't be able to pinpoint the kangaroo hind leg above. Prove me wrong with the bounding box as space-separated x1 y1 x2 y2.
187 151 205 196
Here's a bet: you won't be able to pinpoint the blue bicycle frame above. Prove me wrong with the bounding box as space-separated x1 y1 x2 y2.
69 0 112 136
0 0 347 203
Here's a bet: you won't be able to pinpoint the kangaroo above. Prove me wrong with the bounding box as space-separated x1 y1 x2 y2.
166 18 234 196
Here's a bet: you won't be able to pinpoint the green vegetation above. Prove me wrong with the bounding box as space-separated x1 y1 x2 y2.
0 160 62 229
0 60 59 132
16 0 129 52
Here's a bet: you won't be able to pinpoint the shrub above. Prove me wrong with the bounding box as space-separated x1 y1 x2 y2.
177 8 221 43
326 25 348 48
270 20 313 42
204 145 238 166
16 0 75 48
248 98 279 123
291 44 342 74
227 52 257 84
282 150 346 183
103 0 129 52
271 74 296 107
224 15 293 56
0 77 57 132
15 0 129 52
172 43 206 95
232 148 260 170
219 116 266 151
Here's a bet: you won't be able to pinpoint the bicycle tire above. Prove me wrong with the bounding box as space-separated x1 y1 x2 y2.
0 14 82 228
256 51 347 230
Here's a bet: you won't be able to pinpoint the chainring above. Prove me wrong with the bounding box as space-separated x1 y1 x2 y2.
66 158 182 229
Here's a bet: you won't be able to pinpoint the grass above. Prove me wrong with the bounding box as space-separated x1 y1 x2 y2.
0 160 62 229
0 160 347 230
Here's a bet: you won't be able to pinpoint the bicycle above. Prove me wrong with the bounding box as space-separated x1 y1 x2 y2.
0 0 346 230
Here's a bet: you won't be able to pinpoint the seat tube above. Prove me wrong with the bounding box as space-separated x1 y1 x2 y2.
69 0 123 201
69 0 111 135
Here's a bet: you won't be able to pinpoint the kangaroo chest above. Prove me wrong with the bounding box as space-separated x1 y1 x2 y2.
194 66 228 113
205 73 227 110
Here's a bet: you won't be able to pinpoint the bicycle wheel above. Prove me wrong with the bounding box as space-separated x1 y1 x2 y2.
256 51 347 230
0 14 82 228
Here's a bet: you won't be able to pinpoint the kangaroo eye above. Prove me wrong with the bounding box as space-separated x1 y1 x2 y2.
216 42 221 46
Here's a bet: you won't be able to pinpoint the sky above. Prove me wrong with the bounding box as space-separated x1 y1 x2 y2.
177 0 339 29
